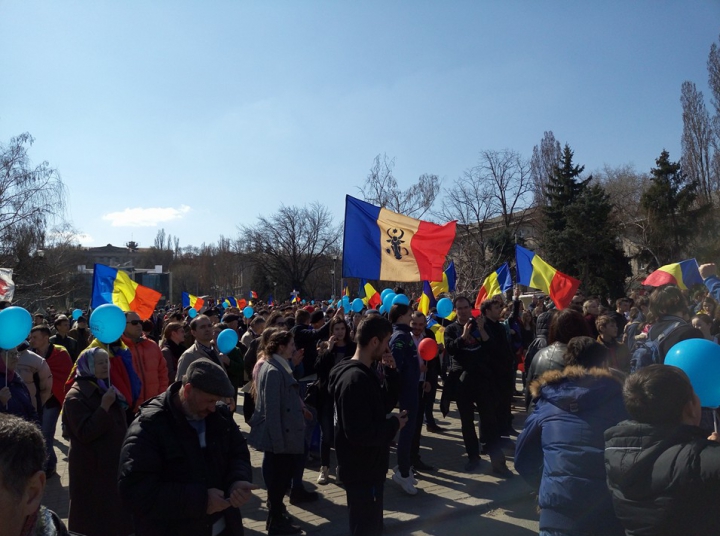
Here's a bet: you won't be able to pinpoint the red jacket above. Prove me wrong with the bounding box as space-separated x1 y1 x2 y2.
122 335 169 408
44 345 73 405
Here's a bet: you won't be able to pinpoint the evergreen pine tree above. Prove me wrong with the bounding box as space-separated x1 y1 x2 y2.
639 150 707 266
542 144 630 298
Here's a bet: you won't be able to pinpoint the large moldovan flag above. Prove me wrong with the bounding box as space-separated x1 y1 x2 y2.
342 195 456 282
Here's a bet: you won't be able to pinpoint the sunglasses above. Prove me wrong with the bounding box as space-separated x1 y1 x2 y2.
126 320 143 326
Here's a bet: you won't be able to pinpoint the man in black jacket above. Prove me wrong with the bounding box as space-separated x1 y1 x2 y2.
646 285 703 362
329 315 407 536
445 296 511 475
118 359 256 536
605 365 720 536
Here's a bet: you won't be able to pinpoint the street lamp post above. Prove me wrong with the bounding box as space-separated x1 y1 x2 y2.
331 256 338 299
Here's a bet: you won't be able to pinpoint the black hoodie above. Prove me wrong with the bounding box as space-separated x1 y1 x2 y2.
605 421 720 536
329 359 399 485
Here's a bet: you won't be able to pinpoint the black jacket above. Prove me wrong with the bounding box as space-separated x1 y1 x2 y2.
329 359 399 485
315 341 356 411
605 420 720 536
118 383 253 536
445 320 484 375
291 321 331 377
649 315 703 363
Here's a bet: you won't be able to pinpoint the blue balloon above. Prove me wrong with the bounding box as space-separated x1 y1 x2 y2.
392 294 410 306
217 328 239 354
89 304 126 344
342 296 351 308
379 304 387 314
243 306 254 319
0 307 32 350
382 292 396 309
665 338 720 407
72 308 83 321
222 301 229 309
188 308 198 318
437 298 454 319
352 298 364 313
380 288 394 301
311 300 315 305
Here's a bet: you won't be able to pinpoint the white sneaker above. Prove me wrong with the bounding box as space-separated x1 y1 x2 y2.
317 466 329 485
392 465 418 485
392 471 418 495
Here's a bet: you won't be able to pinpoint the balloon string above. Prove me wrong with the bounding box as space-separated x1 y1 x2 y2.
714 411 718 435
4 350 7 388
100 341 112 389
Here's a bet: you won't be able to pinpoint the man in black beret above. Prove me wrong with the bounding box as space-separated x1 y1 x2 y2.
119 359 257 536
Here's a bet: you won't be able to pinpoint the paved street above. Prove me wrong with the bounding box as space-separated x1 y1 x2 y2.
43 385 540 535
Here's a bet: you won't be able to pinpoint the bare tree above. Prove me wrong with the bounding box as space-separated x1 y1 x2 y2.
359 154 440 218
238 203 341 297
12 224 87 310
594 165 655 278
530 131 562 206
0 133 66 247
436 149 533 292
681 81 715 203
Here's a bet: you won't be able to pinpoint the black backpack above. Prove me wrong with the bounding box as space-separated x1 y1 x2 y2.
629 321 681 373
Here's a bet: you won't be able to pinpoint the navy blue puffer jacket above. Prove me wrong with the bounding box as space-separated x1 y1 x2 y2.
515 366 628 535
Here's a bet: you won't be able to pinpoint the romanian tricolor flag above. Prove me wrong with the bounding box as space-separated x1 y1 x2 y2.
250 290 258 299
291 290 301 304
418 281 438 316
181 292 204 311
268 295 275 306
360 279 382 309
515 245 580 310
643 259 703 290
91 263 161 320
427 318 445 346
474 263 513 308
430 261 457 297
237 298 247 309
342 196 457 282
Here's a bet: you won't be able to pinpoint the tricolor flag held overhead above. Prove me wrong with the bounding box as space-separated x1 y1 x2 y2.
418 281 438 316
181 292 204 311
360 279 382 309
515 245 580 310
91 263 161 320
268 294 275 306
250 290 258 299
342 195 457 282
474 263 513 309
430 261 457 296
642 259 703 290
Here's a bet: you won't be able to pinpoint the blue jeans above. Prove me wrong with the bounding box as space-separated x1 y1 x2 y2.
41 405 61 471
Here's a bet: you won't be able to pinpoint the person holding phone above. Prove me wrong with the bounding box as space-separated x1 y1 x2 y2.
330 315 407 536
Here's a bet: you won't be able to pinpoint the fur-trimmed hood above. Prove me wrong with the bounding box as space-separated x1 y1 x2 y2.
529 365 624 413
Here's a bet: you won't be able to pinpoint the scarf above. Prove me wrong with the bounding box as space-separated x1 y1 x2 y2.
74 348 129 409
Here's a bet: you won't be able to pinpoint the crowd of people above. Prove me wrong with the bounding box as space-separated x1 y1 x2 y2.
4 263 720 535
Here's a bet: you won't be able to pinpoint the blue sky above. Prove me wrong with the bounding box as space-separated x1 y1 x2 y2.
1 1 718 251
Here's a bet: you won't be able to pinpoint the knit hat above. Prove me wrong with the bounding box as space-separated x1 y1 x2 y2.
184 358 234 397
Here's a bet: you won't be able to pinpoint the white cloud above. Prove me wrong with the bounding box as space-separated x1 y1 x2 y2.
47 231 94 246
102 205 191 227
